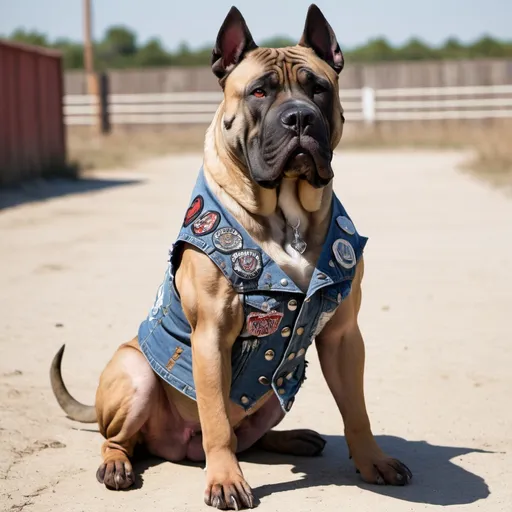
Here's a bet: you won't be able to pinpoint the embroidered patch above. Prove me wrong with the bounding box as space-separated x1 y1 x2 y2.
213 227 243 253
183 196 204 227
192 211 220 236
332 238 356 269
246 311 284 337
336 215 356 235
231 249 263 280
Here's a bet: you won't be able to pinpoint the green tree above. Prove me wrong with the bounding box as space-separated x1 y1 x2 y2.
136 38 172 67
440 37 468 59
95 26 138 69
171 43 211 66
53 38 84 68
103 26 137 56
469 35 508 58
9 29 49 47
348 37 395 62
398 38 435 60
260 36 296 48
4 24 512 69
176 41 191 55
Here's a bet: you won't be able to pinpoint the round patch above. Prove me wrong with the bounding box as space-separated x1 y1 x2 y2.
213 227 243 253
332 238 356 269
192 211 220 236
183 195 204 227
231 249 263 280
336 216 356 235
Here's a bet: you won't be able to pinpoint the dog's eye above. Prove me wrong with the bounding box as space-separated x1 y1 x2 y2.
252 88 266 98
313 84 326 95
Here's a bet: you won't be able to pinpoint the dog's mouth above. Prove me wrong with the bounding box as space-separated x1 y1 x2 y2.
247 129 334 190
283 147 316 178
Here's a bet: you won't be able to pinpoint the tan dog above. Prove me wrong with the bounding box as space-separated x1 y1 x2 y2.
50 5 412 509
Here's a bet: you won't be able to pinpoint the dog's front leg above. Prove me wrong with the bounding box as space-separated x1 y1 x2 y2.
315 259 412 486
177 246 254 510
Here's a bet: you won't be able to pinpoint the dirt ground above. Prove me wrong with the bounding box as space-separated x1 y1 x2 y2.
1 150 511 512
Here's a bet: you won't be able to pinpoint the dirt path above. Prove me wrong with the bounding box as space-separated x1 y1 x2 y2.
1 150 511 512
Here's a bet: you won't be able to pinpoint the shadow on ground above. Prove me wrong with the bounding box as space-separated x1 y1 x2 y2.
0 176 142 211
240 434 491 507
128 434 491 506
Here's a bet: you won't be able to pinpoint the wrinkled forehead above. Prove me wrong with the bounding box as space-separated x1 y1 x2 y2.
224 46 338 96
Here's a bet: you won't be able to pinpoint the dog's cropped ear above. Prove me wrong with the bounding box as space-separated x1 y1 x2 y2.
211 6 258 82
299 4 344 74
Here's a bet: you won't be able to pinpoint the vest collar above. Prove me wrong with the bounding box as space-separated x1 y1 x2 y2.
198 168 355 296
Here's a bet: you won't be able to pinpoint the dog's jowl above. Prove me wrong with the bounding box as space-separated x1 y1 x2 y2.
50 4 412 509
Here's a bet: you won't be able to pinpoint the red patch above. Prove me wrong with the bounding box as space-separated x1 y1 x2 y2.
192 211 220 236
246 311 284 338
183 196 204 227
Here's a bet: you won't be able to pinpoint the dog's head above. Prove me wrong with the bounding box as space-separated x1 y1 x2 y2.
211 4 344 191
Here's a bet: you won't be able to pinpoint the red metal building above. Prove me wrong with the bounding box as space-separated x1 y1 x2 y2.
0 40 66 186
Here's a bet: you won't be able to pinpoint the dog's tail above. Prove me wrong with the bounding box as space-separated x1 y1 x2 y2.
50 345 97 423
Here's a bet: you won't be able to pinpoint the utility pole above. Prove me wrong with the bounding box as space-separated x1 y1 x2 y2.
83 0 103 133
83 0 94 79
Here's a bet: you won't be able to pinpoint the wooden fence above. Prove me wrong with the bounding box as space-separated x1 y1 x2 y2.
64 84 512 127
64 59 512 95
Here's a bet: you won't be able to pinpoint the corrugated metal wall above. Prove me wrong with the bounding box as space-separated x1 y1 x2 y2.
0 40 66 186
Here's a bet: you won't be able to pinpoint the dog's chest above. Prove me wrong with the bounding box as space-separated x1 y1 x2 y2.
138 168 368 415
262 215 318 292
262 242 315 292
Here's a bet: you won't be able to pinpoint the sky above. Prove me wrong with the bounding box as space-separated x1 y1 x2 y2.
1 0 510 50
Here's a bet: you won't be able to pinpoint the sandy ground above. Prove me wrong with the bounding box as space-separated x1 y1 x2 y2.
1 149 511 512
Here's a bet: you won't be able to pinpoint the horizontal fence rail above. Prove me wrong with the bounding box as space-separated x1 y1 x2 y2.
64 84 512 128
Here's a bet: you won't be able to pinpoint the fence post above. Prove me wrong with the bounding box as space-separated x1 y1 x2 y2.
362 87 376 125
98 72 110 134
86 72 100 133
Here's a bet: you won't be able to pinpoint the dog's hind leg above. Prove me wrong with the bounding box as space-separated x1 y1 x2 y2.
235 395 326 457
95 339 159 490
256 429 326 457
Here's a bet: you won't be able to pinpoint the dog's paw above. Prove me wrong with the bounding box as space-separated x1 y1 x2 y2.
204 453 255 509
204 479 254 510
355 455 412 486
96 460 135 490
347 433 412 486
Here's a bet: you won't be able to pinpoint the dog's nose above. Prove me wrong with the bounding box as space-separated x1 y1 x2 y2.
281 106 315 133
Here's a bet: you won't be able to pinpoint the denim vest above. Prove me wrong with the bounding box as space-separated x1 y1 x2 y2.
138 169 368 414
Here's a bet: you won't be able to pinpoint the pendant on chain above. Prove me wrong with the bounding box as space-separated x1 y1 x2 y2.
290 220 307 254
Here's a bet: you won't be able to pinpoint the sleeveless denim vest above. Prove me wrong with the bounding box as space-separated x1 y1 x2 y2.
138 168 368 414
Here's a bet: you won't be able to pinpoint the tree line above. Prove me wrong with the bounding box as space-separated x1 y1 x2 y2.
5 26 512 70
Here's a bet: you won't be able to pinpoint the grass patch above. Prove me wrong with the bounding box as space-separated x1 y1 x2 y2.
67 125 206 171
341 119 512 191
461 130 512 192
